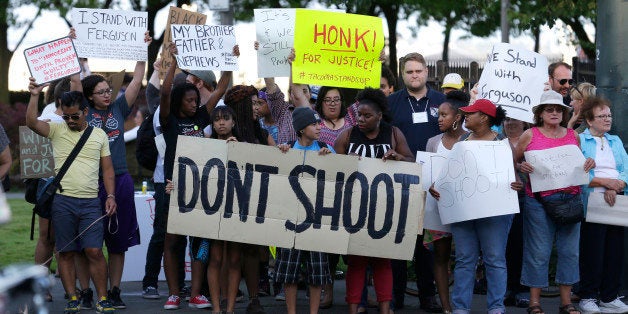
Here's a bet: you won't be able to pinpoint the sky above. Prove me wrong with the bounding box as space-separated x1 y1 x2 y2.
7 2 595 91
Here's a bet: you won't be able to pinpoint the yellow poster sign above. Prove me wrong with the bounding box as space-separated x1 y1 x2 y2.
292 9 384 89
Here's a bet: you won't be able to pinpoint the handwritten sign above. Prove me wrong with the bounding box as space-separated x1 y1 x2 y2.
19 126 55 178
416 151 450 232
524 145 589 193
435 140 519 224
160 7 207 78
171 24 238 71
71 8 148 61
169 137 423 260
255 8 295 78
586 193 628 227
24 37 81 84
292 9 384 89
477 43 548 123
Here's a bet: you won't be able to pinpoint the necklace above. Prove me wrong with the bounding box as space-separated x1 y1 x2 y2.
598 136 605 150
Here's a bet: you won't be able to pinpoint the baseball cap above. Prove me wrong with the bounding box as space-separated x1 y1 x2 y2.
183 69 216 86
441 73 464 90
460 99 497 117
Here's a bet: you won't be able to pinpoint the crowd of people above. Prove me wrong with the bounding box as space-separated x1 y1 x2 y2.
19 22 628 314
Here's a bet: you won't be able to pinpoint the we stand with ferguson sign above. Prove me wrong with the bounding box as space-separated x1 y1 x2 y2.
168 137 424 260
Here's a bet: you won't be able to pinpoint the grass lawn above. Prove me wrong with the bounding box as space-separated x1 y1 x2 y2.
0 199 43 268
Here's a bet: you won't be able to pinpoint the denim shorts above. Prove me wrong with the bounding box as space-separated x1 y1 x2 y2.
521 194 580 287
51 194 104 252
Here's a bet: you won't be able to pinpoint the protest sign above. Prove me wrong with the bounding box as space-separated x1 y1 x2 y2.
24 37 81 84
254 8 295 78
477 43 548 123
416 151 450 232
168 137 423 260
19 126 55 178
160 7 207 77
586 193 628 227
71 8 148 61
292 9 384 89
171 24 238 71
435 140 519 224
524 145 589 193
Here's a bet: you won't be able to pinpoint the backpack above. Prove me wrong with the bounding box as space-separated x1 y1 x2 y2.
135 112 158 171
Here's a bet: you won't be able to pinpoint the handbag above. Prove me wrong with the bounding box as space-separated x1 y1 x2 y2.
534 192 584 225
30 126 93 240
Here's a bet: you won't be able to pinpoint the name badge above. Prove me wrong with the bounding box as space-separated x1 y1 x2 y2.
412 112 428 124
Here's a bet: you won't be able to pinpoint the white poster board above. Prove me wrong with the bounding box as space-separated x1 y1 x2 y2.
171 24 238 71
71 8 148 61
24 37 81 84
169 137 423 260
254 8 295 78
435 140 519 224
585 193 628 227
416 151 450 232
477 43 549 123
524 145 589 193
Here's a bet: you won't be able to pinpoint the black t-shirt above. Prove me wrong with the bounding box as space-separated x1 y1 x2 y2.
346 122 393 159
162 109 210 180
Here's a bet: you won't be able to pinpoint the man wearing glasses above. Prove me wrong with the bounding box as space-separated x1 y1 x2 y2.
548 62 574 105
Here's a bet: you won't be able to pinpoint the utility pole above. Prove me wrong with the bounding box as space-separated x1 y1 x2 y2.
500 0 510 43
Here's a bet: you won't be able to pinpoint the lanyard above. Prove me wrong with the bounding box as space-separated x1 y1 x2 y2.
407 96 429 114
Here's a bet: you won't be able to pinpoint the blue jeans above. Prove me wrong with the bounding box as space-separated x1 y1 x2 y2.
521 195 580 287
451 214 513 314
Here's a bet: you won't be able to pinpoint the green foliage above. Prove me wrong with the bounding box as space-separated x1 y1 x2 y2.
0 199 39 268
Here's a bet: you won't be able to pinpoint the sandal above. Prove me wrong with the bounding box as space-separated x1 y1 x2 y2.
559 303 580 314
527 304 545 314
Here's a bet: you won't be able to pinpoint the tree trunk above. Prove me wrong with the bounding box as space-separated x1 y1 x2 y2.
0 0 11 104
561 17 595 60
533 25 540 52
442 20 453 62
381 4 399 88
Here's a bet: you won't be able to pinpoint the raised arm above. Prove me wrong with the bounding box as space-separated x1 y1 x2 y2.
124 31 152 107
68 28 83 93
26 78 51 137
288 48 310 108
203 45 240 114
159 44 178 127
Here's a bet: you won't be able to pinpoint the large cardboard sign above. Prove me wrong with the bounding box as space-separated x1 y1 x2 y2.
19 126 55 178
24 37 81 84
292 10 384 89
169 137 423 260
254 8 295 78
416 151 450 232
524 145 589 193
586 193 628 227
171 24 238 71
71 8 148 61
435 140 519 224
160 7 207 77
477 43 549 123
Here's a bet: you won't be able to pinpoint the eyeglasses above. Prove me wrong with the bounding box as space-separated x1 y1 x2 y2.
544 106 564 113
62 113 82 121
554 78 574 86
594 114 612 120
323 97 341 105
93 88 113 96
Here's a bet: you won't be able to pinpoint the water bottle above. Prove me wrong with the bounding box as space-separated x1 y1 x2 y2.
142 181 147 194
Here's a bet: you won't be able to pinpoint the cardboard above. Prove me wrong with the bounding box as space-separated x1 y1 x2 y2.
585 193 628 227
168 137 423 260
416 151 450 232
71 8 148 61
254 8 296 78
160 7 207 78
435 140 519 224
292 9 384 89
19 126 55 178
24 37 81 84
477 43 549 123
524 145 589 193
171 24 238 71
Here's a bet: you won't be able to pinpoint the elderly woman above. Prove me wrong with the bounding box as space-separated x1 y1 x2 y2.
577 97 628 314
567 82 596 132
514 90 595 314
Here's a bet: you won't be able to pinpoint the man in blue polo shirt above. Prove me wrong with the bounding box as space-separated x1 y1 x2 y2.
387 52 445 312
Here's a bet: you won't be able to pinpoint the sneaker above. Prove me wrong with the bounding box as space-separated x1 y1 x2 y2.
164 295 181 310
96 299 116 314
179 286 191 301
189 295 212 309
580 298 601 314
143 286 160 299
246 297 266 314
236 289 245 303
79 287 94 309
108 286 126 309
275 288 286 301
599 298 628 314
64 298 81 314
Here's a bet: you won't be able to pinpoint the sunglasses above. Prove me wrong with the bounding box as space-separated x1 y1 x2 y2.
555 78 574 86
543 106 565 113
62 113 82 121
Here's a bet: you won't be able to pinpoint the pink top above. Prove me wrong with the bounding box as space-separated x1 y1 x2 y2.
525 127 581 197
318 102 359 147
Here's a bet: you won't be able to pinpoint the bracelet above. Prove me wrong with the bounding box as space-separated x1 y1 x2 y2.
107 194 115 199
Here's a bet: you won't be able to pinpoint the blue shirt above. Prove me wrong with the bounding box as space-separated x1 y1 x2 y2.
388 87 445 152
86 96 131 175
293 140 336 154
